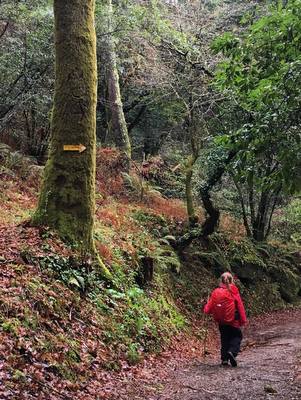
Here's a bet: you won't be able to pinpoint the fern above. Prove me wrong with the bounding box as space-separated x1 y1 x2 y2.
0 144 38 177
157 235 176 246
122 172 162 201
254 243 272 259
0 143 11 158
153 248 181 273
140 238 181 273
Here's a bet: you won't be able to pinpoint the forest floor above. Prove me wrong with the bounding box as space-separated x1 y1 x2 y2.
1 151 300 399
107 309 301 400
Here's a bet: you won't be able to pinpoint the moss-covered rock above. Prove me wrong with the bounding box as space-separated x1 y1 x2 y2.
267 264 301 302
202 235 301 309
231 261 268 286
242 281 285 316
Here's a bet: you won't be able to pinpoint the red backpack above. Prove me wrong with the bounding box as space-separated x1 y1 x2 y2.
211 287 237 324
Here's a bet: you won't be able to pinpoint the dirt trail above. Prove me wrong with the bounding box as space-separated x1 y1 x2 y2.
113 310 301 400
158 318 301 400
158 316 301 400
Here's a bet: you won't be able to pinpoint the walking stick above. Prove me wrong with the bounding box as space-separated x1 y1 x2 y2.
202 314 209 361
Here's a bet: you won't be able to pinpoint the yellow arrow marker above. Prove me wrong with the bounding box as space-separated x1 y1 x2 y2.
63 144 86 153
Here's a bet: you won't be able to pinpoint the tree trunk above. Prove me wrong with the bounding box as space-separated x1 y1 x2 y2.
200 150 238 236
200 184 220 237
174 150 237 251
264 187 281 239
248 172 256 229
231 173 252 237
32 0 102 258
252 190 269 241
184 110 200 226
185 155 198 226
104 0 131 158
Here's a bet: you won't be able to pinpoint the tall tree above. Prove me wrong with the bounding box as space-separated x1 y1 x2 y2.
211 0 301 240
103 0 131 158
33 0 109 277
0 1 53 160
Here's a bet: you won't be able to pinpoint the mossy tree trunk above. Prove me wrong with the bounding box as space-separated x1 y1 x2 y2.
185 155 198 226
175 149 237 251
184 110 201 227
33 0 104 262
104 0 131 158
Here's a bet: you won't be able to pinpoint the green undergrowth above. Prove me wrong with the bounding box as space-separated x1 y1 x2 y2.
1 207 301 387
0 217 187 384
177 233 301 317
1 150 301 388
0 263 185 383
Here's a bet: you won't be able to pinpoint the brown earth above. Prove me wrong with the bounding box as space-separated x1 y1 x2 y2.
109 310 301 400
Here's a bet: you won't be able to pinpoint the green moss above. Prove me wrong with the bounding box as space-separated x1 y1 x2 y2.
103 360 121 371
12 369 26 382
1 318 20 336
32 0 103 271
104 0 131 158
126 342 142 365
22 307 39 330
26 277 45 294
267 264 301 302
243 281 285 315
53 363 78 381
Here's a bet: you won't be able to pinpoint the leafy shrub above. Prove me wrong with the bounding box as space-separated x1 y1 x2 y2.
38 255 105 294
126 342 142 365
0 143 38 179
131 209 168 237
272 198 301 247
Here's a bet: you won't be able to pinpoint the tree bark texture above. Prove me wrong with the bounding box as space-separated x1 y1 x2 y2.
104 0 131 158
184 110 201 226
185 156 197 226
231 174 252 237
175 150 237 251
33 0 98 251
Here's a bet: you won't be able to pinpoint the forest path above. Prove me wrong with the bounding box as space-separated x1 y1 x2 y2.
112 310 301 400
157 318 301 400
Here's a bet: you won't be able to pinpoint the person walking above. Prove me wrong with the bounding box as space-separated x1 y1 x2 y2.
204 272 247 367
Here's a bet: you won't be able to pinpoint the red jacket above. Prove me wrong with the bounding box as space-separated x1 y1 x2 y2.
204 283 247 328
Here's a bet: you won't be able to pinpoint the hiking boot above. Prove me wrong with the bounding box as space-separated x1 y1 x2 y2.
227 352 237 367
221 360 229 366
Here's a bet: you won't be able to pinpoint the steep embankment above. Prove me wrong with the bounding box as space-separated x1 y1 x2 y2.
0 147 300 399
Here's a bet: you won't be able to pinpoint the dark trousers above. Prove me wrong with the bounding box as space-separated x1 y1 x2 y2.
219 324 242 361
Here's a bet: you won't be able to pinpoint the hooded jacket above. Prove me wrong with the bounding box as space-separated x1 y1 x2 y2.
204 283 247 328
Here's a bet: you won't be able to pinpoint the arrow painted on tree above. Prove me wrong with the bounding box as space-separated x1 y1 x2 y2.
63 144 86 153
